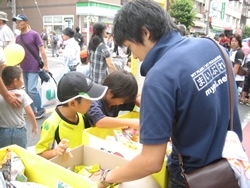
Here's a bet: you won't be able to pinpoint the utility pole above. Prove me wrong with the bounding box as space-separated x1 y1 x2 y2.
12 0 16 31
7 0 16 31
205 0 212 35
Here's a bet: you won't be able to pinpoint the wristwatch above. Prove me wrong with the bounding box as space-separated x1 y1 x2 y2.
100 169 119 187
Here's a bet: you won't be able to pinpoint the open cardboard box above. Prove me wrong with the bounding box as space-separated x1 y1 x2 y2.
82 111 168 188
50 144 160 188
0 145 85 187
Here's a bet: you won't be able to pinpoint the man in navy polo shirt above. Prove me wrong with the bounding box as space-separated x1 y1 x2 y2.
97 0 242 187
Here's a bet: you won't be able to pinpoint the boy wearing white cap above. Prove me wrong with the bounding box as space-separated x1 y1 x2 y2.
35 71 107 159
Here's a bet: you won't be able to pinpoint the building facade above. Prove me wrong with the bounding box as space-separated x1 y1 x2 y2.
0 0 121 44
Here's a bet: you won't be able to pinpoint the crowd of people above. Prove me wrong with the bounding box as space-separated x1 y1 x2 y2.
0 0 249 187
0 10 137 158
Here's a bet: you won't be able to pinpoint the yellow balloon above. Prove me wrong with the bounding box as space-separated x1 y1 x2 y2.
4 43 25 66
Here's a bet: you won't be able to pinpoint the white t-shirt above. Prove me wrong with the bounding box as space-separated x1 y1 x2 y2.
0 89 32 128
0 24 15 48
0 44 5 64
76 64 89 77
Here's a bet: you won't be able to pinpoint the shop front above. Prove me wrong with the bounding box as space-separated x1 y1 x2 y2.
76 1 121 45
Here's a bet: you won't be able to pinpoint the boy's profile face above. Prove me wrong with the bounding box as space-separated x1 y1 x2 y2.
105 90 126 106
70 98 92 114
14 73 24 89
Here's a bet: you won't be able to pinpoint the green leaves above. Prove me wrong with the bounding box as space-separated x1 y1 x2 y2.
169 0 196 32
242 25 250 39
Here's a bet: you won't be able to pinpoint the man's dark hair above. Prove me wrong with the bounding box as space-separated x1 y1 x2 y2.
113 0 178 46
102 70 138 103
74 26 84 48
75 26 80 33
2 66 22 86
230 34 242 48
220 33 225 37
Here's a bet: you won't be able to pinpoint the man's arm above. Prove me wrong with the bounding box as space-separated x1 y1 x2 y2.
0 63 21 108
97 143 167 187
39 45 49 72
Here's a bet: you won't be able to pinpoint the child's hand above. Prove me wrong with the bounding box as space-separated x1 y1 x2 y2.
128 119 140 130
53 139 69 156
32 126 38 136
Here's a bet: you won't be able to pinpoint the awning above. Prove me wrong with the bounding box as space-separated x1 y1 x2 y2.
76 2 120 17
223 26 232 30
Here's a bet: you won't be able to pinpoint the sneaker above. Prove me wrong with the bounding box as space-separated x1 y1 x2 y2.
239 99 247 105
35 109 46 119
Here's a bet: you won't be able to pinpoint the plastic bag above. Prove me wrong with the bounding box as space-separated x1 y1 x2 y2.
40 75 57 107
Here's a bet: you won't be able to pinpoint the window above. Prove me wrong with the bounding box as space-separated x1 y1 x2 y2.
53 16 62 24
226 14 230 23
44 16 52 23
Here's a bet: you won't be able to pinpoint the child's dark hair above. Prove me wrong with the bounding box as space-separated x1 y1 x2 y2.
80 57 88 65
2 66 22 86
102 70 138 103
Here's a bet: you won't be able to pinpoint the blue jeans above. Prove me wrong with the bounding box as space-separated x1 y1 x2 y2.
23 72 44 113
0 127 27 148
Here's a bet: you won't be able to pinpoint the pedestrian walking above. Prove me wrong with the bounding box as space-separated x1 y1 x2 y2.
50 31 59 57
40 29 48 50
74 26 84 50
61 27 80 73
12 14 49 119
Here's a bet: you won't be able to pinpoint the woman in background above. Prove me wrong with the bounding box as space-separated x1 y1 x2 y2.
87 22 116 84
61 27 80 73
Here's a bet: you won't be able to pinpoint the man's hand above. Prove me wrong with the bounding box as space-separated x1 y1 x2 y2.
43 65 49 72
97 182 108 188
5 91 22 108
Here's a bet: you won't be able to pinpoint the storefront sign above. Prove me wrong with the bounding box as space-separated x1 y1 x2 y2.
221 2 225 19
84 16 99 22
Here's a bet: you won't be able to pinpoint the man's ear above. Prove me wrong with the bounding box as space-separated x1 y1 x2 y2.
142 27 150 39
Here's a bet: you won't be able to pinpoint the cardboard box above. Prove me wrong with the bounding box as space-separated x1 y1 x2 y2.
82 111 168 188
0 145 86 187
50 144 160 188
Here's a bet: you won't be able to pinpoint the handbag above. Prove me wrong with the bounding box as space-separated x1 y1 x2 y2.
38 70 50 83
238 64 248 76
178 38 240 188
20 35 44 69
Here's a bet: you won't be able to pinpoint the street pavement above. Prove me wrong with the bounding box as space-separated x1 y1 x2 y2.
26 49 250 160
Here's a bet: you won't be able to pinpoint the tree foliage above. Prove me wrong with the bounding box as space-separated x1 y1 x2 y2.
242 25 250 39
169 0 196 30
